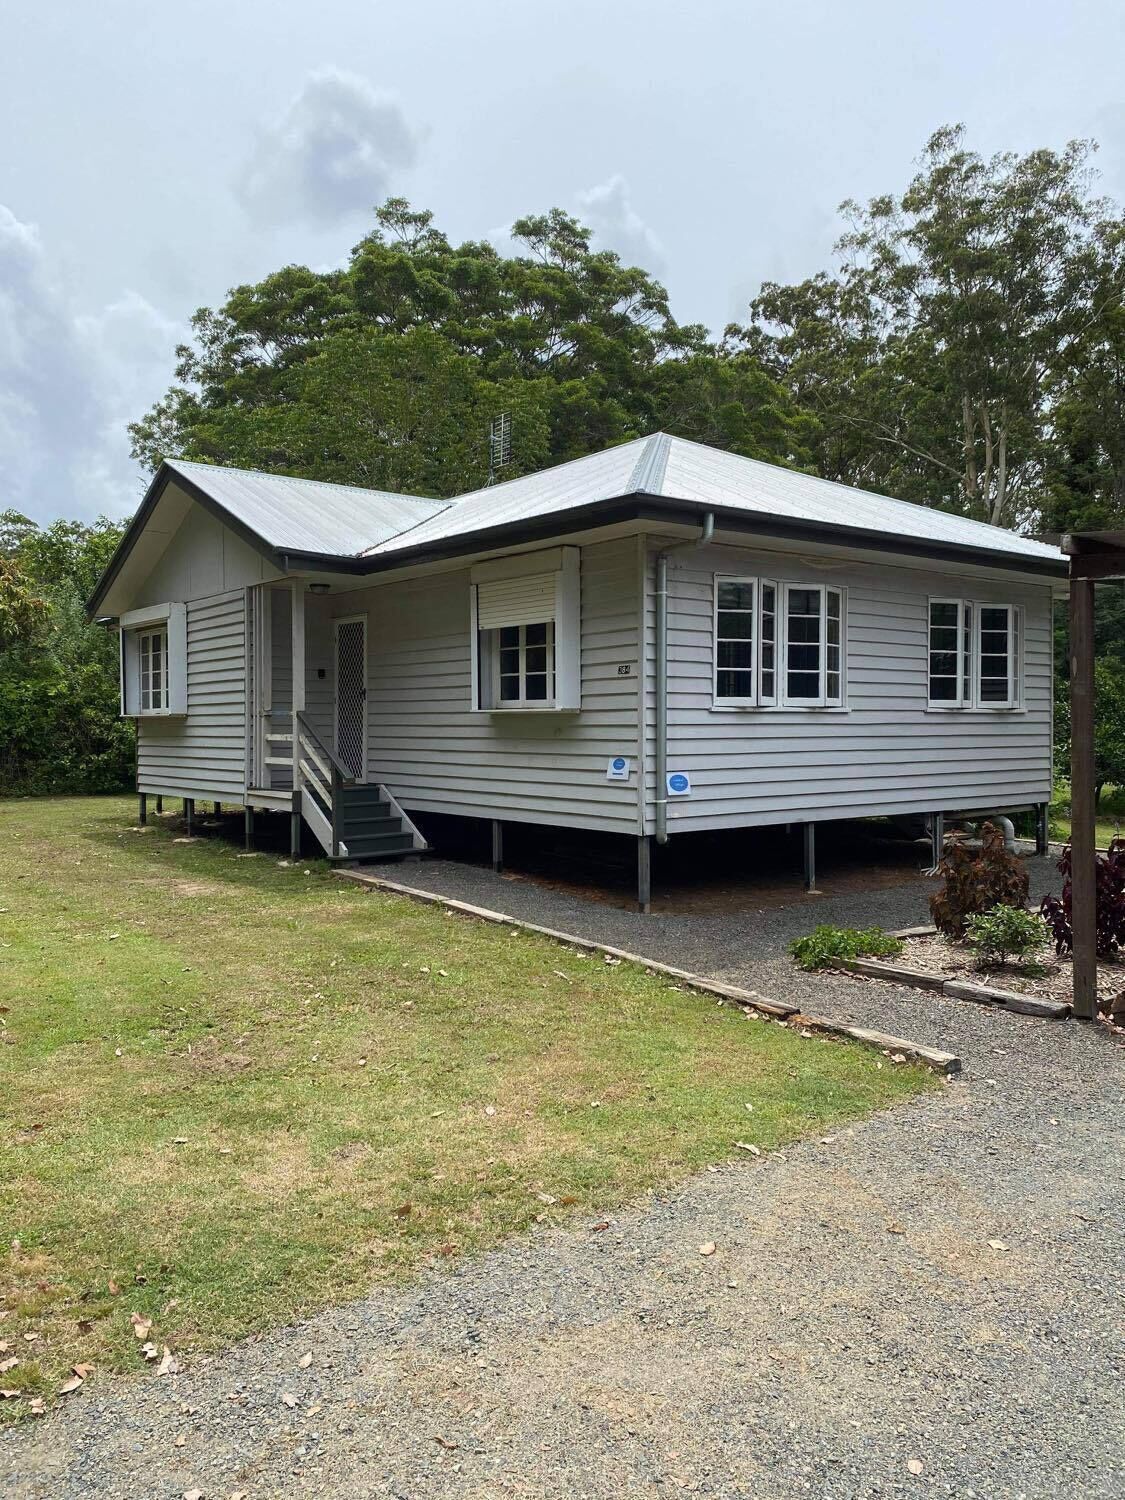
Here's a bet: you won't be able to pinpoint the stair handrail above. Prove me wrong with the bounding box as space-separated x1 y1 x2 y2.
295 711 354 857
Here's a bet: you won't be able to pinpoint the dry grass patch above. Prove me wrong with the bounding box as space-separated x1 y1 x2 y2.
0 795 935 1418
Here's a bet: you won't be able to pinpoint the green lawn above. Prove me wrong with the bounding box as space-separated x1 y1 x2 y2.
0 796 933 1414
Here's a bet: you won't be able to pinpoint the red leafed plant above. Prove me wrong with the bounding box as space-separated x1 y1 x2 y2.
929 823 1030 938
1039 839 1125 966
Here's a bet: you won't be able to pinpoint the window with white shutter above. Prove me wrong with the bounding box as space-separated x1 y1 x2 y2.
470 548 580 711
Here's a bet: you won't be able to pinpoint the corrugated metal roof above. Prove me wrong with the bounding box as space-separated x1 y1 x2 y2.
366 433 1063 565
167 459 448 556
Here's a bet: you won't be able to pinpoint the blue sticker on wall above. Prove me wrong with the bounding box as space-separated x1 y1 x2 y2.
666 772 692 796
606 755 631 780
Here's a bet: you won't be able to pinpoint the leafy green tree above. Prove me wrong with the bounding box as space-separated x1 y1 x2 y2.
130 199 807 490
0 512 133 795
742 126 1113 529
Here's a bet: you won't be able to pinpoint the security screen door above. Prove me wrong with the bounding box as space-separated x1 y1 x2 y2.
333 616 367 780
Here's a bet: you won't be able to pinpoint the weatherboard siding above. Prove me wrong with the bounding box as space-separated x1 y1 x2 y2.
642 541 1053 836
136 588 247 798
307 539 643 833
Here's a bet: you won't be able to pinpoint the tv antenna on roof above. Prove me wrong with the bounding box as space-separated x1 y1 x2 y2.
487 412 512 486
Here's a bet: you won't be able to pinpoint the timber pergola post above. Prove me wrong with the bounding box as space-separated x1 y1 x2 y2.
1062 530 1125 1021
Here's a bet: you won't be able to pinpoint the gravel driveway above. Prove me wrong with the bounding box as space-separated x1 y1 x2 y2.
3 854 1123 1500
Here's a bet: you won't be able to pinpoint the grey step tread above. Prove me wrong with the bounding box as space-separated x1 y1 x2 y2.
344 829 416 849
344 837 417 858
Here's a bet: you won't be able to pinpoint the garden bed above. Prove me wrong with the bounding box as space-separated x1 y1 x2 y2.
897 930 1124 1010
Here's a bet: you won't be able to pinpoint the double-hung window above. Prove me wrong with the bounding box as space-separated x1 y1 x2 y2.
928 597 1020 709
138 627 169 712
713 576 843 708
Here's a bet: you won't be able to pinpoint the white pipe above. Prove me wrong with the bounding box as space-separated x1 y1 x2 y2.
655 513 715 845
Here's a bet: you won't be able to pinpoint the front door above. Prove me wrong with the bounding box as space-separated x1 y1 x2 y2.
334 615 367 780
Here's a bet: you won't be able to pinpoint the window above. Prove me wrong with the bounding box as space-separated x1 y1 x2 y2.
928 597 1020 709
471 547 580 711
119 603 186 717
496 621 555 705
928 599 966 705
715 579 756 701
783 584 844 707
138 628 169 712
713 576 843 708
978 604 1019 708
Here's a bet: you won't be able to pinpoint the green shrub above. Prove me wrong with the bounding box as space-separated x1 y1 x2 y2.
789 925 904 972
964 904 1048 968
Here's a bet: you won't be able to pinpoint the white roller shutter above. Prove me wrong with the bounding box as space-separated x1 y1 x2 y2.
476 573 556 630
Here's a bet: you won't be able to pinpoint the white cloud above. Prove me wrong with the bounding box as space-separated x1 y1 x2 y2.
0 205 181 524
576 174 665 270
236 68 421 228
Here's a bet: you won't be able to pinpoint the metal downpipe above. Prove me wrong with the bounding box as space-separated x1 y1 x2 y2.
655 512 715 845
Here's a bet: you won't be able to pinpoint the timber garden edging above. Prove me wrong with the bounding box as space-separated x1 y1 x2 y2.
333 869 962 1075
828 925 1073 1020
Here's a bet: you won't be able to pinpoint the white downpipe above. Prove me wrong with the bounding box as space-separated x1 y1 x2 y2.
655 513 715 845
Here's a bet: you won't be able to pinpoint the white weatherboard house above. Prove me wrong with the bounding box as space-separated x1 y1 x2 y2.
88 433 1066 909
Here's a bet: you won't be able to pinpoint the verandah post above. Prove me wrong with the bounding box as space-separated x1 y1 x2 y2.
1069 576 1097 1020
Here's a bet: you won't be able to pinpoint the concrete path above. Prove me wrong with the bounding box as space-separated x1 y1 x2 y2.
3 857 1123 1499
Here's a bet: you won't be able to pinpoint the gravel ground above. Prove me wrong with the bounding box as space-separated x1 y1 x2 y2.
3 854 1123 1500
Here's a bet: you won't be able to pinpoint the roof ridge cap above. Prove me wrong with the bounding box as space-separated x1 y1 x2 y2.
627 432 672 495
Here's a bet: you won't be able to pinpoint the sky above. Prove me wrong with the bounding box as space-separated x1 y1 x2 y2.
3 0 1125 525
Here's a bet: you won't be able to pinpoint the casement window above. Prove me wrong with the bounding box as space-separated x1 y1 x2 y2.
928 597 1021 709
783 584 844 707
138 627 169 712
713 576 842 708
977 604 1020 708
119 603 187 717
471 547 580 711
495 621 555 705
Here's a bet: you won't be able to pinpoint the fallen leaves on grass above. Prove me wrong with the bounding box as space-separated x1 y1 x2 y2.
156 1347 181 1376
129 1312 152 1339
734 1141 760 1156
281 1392 299 1408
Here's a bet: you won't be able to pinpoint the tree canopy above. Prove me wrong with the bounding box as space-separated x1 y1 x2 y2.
130 200 816 494
0 512 132 795
736 126 1124 533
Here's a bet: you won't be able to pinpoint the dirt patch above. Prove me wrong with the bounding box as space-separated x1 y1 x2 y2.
899 932 1125 1007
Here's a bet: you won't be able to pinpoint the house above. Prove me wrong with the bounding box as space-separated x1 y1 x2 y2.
88 433 1067 910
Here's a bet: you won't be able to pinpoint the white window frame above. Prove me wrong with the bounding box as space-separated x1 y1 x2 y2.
975 602 1021 710
781 582 845 709
470 547 580 712
119 602 187 717
927 597 1022 711
491 620 556 708
713 576 758 706
712 576 844 710
138 627 170 712
927 597 969 708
